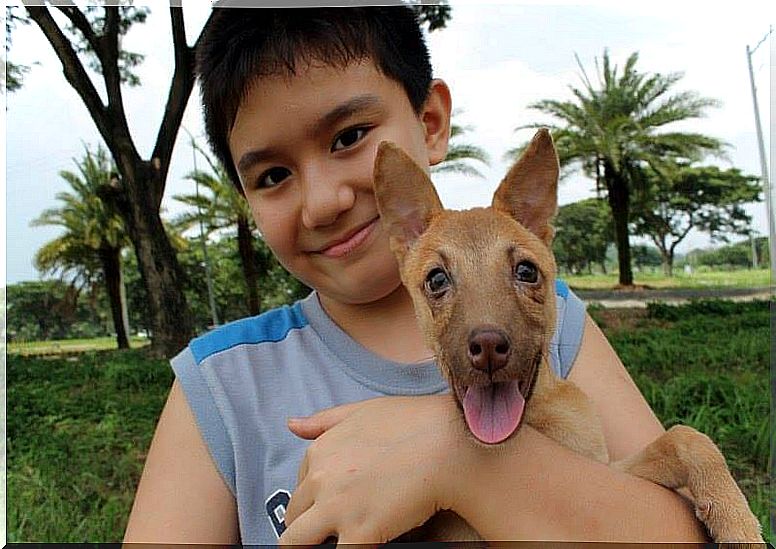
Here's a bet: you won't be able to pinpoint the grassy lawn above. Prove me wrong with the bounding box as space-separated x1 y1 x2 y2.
7 336 150 356
589 299 770 542
6 299 771 542
6 349 173 542
565 267 770 290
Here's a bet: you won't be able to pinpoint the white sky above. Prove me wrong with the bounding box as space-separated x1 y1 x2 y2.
2 1 773 284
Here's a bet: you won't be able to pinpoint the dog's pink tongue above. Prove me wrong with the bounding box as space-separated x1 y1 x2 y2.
462 381 525 444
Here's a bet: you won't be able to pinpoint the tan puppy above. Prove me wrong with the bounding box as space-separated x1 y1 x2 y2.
373 129 763 543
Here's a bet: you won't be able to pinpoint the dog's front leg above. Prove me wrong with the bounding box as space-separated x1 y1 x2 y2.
610 424 763 543
524 361 610 464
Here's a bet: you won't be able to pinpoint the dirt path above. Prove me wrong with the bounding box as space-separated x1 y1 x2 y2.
574 286 772 308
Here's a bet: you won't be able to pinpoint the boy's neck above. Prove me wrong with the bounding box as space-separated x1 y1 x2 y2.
317 284 434 365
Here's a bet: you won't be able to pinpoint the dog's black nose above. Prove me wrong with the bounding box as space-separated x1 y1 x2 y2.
468 328 510 373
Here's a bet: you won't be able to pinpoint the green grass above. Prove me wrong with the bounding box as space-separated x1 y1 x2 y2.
6 349 172 542
589 299 771 542
5 300 771 542
7 336 150 356
565 267 770 290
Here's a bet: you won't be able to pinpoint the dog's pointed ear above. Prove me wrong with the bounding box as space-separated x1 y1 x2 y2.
491 128 559 245
374 141 443 262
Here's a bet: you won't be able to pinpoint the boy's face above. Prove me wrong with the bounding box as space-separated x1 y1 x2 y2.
229 60 451 305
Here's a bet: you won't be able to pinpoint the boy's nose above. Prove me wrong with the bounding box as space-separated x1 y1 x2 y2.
301 176 357 229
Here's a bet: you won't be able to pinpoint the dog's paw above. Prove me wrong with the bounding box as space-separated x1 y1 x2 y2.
695 497 764 544
694 498 712 522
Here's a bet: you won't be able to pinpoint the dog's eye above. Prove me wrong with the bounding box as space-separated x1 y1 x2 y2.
425 268 450 295
515 261 539 283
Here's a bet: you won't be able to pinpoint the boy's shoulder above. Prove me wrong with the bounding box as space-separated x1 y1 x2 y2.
183 282 576 366
554 278 571 299
188 296 311 366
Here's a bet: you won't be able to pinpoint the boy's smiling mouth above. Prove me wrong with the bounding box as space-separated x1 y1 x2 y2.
316 216 381 258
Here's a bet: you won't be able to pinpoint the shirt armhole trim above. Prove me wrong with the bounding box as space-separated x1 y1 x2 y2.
555 283 587 379
170 347 237 496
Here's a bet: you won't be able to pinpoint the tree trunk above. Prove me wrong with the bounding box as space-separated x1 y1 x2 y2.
237 215 261 316
659 241 675 277
119 265 130 341
605 168 634 286
25 6 207 358
99 244 130 349
133 181 191 356
107 159 194 357
654 231 684 279
662 257 673 277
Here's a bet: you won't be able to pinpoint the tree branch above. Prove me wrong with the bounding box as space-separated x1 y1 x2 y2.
55 5 101 57
649 234 666 256
670 217 694 254
149 6 193 205
170 3 189 67
150 8 214 207
100 6 125 119
24 5 111 146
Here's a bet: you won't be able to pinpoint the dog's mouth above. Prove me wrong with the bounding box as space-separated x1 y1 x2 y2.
452 354 541 445
460 380 525 445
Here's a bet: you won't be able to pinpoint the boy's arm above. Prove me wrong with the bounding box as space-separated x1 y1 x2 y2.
123 379 240 544
448 313 708 541
567 313 666 461
450 423 708 541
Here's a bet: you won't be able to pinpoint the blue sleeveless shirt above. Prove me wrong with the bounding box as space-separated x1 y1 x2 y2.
170 282 586 544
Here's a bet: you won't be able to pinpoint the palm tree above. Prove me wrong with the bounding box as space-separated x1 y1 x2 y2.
433 112 490 178
514 50 724 286
31 145 132 348
172 141 265 316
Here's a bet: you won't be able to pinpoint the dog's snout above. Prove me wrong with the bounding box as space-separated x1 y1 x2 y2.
467 328 510 373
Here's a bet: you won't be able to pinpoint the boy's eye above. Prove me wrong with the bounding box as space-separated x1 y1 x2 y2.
331 127 369 152
256 167 291 189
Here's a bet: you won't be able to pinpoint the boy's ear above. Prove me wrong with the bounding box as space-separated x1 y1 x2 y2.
491 128 559 246
421 79 453 166
374 141 444 263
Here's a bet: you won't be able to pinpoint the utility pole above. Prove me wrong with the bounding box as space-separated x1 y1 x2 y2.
746 28 773 281
185 129 220 328
749 231 758 269
748 24 776 544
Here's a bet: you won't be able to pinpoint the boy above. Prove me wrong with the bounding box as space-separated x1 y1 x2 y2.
124 6 708 544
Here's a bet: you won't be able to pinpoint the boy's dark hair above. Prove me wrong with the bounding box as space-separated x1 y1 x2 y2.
195 7 433 192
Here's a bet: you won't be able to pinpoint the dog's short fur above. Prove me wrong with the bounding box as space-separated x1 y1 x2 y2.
373 129 763 543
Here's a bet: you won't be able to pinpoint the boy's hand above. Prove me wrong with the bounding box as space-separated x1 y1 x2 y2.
279 394 466 545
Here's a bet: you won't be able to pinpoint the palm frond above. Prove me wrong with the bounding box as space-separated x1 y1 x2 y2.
434 111 490 179
31 143 129 283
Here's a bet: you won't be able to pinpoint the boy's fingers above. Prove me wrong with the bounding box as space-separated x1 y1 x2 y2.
284 480 315 527
295 450 309 487
287 399 374 439
286 418 324 440
278 505 334 546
